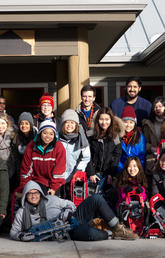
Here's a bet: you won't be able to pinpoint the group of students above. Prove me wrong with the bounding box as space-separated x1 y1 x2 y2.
0 80 165 242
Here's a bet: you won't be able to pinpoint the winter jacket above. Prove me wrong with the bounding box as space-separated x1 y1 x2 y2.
19 139 66 192
12 127 38 188
60 137 90 181
10 180 76 240
0 127 15 215
118 133 146 173
111 96 152 126
33 111 61 133
76 102 100 137
142 119 160 174
152 169 165 198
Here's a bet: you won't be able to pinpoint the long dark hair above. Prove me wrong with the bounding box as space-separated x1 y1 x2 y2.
117 157 148 190
149 96 165 122
94 107 120 140
124 125 141 145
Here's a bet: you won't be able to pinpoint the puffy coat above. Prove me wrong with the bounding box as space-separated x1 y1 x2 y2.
118 133 146 173
60 137 90 181
19 139 66 192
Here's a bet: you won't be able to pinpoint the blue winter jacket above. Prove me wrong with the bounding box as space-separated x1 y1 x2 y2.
117 132 146 173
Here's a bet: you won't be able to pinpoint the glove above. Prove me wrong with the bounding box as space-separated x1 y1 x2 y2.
19 232 35 242
136 186 143 194
124 186 133 193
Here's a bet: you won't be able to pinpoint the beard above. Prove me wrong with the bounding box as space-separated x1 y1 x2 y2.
126 92 139 100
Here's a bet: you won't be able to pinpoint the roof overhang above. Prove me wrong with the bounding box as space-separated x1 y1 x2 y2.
0 2 146 64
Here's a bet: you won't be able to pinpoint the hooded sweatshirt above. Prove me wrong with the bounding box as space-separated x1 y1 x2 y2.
10 180 76 240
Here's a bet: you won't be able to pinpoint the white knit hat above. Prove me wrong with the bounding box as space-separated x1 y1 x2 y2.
61 109 79 124
39 120 56 134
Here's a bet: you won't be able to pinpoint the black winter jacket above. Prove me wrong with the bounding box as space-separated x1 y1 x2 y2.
152 169 165 198
87 135 122 177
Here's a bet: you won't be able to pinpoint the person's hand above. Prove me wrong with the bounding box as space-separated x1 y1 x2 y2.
90 175 100 184
47 189 55 195
0 214 5 219
19 232 35 242
107 175 112 184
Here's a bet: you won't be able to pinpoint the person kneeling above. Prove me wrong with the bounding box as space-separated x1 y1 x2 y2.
10 181 138 241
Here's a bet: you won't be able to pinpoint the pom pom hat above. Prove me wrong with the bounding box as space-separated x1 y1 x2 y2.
39 92 54 110
39 120 57 134
121 106 137 124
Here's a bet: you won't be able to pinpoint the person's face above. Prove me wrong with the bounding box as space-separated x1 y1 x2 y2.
41 128 55 146
124 119 135 133
41 103 53 117
64 120 77 134
99 114 111 131
160 154 165 171
81 91 95 109
26 189 41 205
19 120 31 135
0 98 6 113
127 159 139 177
126 81 141 99
0 119 7 135
154 101 165 117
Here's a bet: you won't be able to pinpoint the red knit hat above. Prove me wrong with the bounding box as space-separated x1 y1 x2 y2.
121 105 137 124
39 92 54 109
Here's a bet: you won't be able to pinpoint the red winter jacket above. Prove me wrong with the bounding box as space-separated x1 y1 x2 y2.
19 140 66 191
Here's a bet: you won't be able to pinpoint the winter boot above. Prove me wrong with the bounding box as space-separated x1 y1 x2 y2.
111 223 139 240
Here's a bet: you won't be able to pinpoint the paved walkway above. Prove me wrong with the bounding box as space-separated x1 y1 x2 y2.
0 235 165 258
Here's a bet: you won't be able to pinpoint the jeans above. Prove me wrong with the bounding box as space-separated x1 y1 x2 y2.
70 194 118 241
74 194 118 226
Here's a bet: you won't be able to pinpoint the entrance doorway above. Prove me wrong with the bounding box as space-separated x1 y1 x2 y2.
2 87 44 122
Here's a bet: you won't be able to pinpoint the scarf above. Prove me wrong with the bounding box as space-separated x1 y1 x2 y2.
122 130 135 145
81 103 94 128
61 125 89 150
22 198 47 231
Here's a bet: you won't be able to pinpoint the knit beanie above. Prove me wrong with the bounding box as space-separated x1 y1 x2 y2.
121 106 137 124
39 120 57 134
39 92 54 110
61 109 79 124
18 112 34 128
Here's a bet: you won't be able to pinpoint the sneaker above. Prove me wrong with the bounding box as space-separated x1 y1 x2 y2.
111 223 139 240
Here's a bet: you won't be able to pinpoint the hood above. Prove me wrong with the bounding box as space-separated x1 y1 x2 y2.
114 116 126 137
21 180 47 207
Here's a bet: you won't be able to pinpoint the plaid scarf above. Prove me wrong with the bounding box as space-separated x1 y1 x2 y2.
122 130 135 145
81 103 94 128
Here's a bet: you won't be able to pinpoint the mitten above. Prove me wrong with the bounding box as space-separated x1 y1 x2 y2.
136 186 143 194
124 186 133 193
19 232 35 242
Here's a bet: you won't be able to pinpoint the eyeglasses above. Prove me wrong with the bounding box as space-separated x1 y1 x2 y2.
41 104 52 108
0 102 5 105
27 191 40 197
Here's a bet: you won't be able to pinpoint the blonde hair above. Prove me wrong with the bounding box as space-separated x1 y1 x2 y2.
0 113 12 131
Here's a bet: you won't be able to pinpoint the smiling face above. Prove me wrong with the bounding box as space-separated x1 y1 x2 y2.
127 159 139 177
81 91 95 110
0 119 8 135
19 120 31 135
160 153 165 171
98 113 111 131
41 128 55 146
26 189 41 205
126 80 141 100
41 103 53 117
124 119 135 133
64 120 77 134
154 101 165 117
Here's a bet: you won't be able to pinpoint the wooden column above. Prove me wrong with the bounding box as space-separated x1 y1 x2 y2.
69 27 90 109
56 60 69 116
